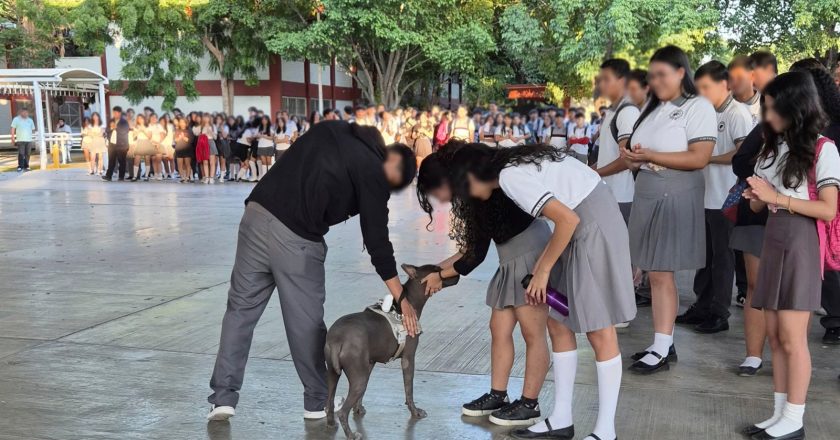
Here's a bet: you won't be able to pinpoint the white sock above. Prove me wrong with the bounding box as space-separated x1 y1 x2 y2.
237 166 248 181
259 164 267 178
248 162 257 179
755 392 788 429
765 402 805 436
740 356 762 369
639 333 672 366
582 355 621 440
133 165 139 178
529 350 577 433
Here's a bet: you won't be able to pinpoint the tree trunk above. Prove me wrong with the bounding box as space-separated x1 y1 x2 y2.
220 76 234 116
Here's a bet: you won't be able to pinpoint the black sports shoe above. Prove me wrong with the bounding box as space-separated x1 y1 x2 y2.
488 399 541 426
675 304 708 325
461 392 509 417
823 328 840 345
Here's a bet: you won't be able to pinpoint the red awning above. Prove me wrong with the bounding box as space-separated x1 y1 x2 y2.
506 84 546 100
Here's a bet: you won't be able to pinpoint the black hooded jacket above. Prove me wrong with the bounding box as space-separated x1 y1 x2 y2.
246 120 397 280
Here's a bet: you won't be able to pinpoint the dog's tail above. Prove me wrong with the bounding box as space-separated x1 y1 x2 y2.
325 342 342 375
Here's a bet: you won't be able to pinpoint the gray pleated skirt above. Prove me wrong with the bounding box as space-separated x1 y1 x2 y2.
486 220 552 309
753 211 821 311
549 182 637 333
730 225 765 257
628 169 706 271
208 139 219 156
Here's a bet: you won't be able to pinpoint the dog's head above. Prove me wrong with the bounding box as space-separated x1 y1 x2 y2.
399 263 460 316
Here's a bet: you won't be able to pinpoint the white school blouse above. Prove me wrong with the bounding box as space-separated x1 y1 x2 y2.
256 129 276 149
499 159 602 217
596 98 639 203
754 138 840 201
631 95 718 171
704 95 752 209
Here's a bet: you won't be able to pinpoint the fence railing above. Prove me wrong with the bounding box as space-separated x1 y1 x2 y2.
0 133 83 151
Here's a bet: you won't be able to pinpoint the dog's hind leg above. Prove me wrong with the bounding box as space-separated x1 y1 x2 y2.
325 366 340 426
339 367 370 440
353 363 374 417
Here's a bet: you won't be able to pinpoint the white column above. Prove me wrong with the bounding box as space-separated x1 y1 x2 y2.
317 63 324 114
32 81 48 170
98 83 108 125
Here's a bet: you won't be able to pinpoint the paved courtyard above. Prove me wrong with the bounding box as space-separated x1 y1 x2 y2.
0 168 838 440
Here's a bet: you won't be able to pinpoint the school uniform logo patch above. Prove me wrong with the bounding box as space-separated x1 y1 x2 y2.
718 121 726 132
669 109 684 120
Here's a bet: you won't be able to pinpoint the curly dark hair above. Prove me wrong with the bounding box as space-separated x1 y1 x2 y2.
790 58 840 124
758 71 828 189
416 141 551 256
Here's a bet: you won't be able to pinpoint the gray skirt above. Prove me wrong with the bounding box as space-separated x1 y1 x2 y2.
208 139 219 156
628 169 706 271
753 211 821 311
549 182 637 333
730 225 765 257
486 220 552 309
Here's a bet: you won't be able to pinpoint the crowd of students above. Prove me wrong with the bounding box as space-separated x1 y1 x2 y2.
411 47 840 440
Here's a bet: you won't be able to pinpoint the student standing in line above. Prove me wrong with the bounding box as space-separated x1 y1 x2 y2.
741 71 840 440
731 51 778 376
546 114 567 150
88 112 107 176
790 59 840 346
215 114 230 182
677 61 753 335
160 114 176 179
131 115 154 182
479 114 498 147
416 145 550 427
495 114 525 148
619 45 718 375
449 105 476 142
254 115 275 180
174 117 194 183
627 69 650 108
566 113 591 163
147 114 166 181
593 59 640 224
448 144 635 440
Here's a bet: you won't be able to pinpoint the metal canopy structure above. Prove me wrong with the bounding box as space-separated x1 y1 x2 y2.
0 68 108 170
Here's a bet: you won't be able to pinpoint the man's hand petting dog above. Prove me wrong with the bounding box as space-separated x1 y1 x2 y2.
400 298 419 337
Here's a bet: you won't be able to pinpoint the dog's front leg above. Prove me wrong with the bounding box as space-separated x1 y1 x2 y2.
400 336 426 419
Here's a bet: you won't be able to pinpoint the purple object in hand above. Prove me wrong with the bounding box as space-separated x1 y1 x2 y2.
521 274 570 316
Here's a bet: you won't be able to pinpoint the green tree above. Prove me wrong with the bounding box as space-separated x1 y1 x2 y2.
721 0 840 69
268 0 496 108
499 0 721 99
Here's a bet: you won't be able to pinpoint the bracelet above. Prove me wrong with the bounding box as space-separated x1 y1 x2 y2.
437 270 444 281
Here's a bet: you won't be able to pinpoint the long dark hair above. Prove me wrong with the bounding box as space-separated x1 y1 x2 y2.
448 143 565 193
758 71 828 189
633 45 697 133
790 58 840 124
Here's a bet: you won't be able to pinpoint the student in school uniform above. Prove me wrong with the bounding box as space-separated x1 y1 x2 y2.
627 69 650 109
546 114 567 150
450 144 636 440
729 55 762 127
566 113 590 163
741 71 840 440
619 45 718 375
495 114 526 148
730 51 778 376
676 61 753 335
594 59 640 224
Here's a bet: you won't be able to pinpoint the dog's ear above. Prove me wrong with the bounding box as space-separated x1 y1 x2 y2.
442 274 460 288
401 264 418 279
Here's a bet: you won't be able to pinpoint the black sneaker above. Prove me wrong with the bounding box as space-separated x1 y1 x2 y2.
461 392 509 417
488 399 541 426
675 304 708 325
823 328 840 345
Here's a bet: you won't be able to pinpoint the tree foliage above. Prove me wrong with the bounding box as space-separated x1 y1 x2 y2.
267 0 496 108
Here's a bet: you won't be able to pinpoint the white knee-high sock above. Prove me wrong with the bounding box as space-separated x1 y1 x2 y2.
133 165 140 178
529 350 577 433
639 332 672 366
755 392 788 429
583 355 621 440
248 162 257 180
259 164 267 179
765 402 804 436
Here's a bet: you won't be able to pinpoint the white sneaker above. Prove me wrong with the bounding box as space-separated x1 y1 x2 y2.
303 396 344 420
615 321 630 329
207 405 235 421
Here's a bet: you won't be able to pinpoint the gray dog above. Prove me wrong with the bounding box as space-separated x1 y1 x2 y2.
325 263 460 439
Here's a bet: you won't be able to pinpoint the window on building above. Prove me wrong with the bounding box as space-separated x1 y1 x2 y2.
309 99 333 115
282 97 307 119
58 101 82 131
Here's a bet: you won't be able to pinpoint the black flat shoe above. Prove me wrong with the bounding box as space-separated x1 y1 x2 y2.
628 352 670 375
510 420 574 439
694 316 730 334
631 344 677 362
751 427 805 440
738 362 763 377
585 434 616 440
676 304 709 325
741 424 765 437
822 328 840 345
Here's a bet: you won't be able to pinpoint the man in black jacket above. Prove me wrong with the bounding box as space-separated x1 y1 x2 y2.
207 120 416 422
102 106 130 181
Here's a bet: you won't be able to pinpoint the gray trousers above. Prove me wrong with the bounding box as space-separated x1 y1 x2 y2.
209 202 328 411
693 209 735 318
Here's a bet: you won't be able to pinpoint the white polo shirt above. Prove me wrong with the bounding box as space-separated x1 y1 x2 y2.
740 91 761 128
499 158 602 216
754 137 840 201
597 97 639 203
704 95 753 209
546 125 567 149
631 95 717 171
